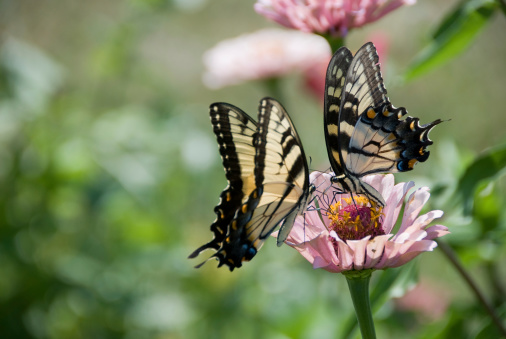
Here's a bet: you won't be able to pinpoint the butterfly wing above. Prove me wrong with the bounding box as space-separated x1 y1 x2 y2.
215 98 311 269
348 108 442 177
324 43 388 204
255 98 310 246
188 103 257 260
324 46 353 177
344 43 442 177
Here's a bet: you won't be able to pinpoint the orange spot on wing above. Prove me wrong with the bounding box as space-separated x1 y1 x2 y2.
408 159 418 169
367 108 376 119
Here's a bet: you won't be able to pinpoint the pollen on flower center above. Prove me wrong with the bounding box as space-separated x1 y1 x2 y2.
327 196 385 241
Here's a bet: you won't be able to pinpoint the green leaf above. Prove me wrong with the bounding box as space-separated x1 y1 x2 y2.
473 184 503 235
474 304 506 338
431 0 468 40
404 0 497 81
455 143 506 214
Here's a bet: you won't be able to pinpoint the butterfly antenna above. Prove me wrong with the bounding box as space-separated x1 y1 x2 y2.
306 192 318 211
303 213 307 243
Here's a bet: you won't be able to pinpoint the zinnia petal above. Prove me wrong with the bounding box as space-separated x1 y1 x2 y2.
255 0 416 36
347 237 371 270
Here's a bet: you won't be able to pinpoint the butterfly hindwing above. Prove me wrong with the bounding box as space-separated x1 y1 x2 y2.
188 103 257 260
348 107 442 177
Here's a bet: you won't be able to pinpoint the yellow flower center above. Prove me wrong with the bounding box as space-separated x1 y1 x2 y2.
327 196 385 241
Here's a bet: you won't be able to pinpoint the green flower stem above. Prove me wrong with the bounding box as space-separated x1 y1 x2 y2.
263 77 283 102
321 35 345 53
343 269 376 339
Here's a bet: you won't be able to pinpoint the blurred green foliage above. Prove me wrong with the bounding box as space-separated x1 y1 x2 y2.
1 0 505 338
405 0 499 81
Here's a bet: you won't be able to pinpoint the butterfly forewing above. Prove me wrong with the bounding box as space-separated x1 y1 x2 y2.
253 98 310 244
344 42 389 114
324 46 353 176
337 42 389 169
256 100 301 186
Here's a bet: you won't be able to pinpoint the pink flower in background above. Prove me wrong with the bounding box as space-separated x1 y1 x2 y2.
395 279 452 321
255 0 416 36
203 28 331 89
302 55 329 103
276 172 449 273
367 31 390 66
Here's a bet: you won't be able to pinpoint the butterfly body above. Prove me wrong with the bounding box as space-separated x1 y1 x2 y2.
324 42 442 205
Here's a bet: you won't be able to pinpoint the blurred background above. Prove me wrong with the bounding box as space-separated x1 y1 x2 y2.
1 0 505 338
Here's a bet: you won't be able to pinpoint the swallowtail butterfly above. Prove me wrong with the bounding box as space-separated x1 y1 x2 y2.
324 42 442 205
189 98 312 270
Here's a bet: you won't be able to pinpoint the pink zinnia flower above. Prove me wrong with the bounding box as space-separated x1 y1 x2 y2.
302 55 329 103
255 0 416 37
202 28 331 89
395 279 452 321
277 172 449 273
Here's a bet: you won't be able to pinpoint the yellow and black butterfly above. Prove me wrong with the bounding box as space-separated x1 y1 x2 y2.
324 42 442 205
189 98 312 271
